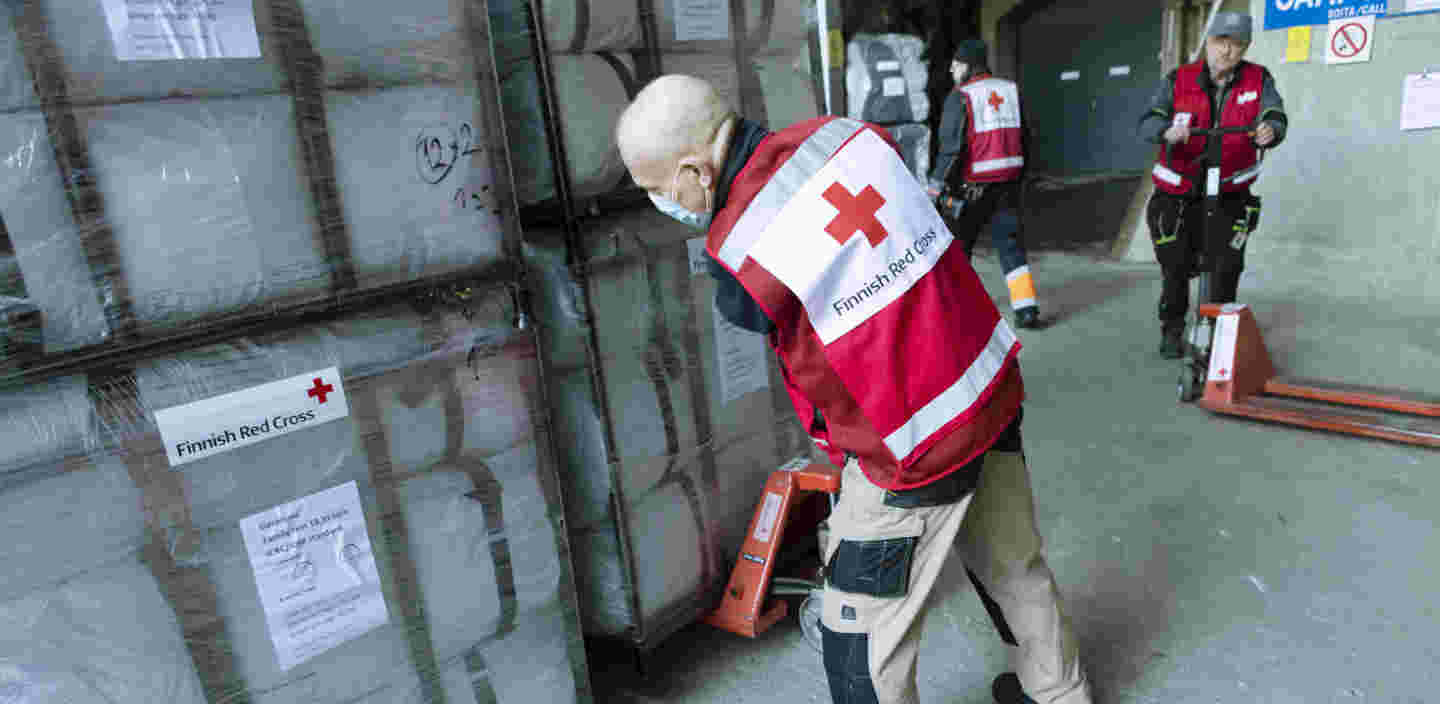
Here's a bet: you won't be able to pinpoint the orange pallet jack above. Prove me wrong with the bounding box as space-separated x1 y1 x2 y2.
705 462 841 638
1188 302 1440 447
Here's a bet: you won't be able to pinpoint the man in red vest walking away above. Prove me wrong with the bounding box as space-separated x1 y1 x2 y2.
927 39 1044 331
616 74 1091 704
1139 11 1287 358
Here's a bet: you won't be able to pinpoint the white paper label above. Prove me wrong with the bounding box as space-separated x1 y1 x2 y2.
712 300 769 404
1401 73 1440 131
673 0 731 41
882 77 906 96
1173 112 1193 128
876 60 901 71
752 491 783 543
240 481 388 671
101 0 262 61
1060 70 1081 81
1206 167 1221 196
687 237 710 276
154 367 351 468
1109 65 1131 76
1207 314 1240 382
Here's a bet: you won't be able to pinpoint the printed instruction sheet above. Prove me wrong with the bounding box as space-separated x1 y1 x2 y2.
102 0 262 61
240 481 389 671
1401 73 1440 131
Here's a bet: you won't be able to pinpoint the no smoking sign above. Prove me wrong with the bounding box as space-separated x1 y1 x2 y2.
1326 15 1375 65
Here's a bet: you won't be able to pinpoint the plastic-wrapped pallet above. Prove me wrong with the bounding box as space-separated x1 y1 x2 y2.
845 33 929 125
753 51 823 129
0 292 591 704
883 123 932 185
524 210 823 649
498 52 637 206
0 0 515 341
662 52 819 131
539 0 815 54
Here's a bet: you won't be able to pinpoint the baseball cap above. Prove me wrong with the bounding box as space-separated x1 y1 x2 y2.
1207 12 1253 42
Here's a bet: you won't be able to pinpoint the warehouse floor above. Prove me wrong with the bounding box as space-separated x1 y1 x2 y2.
584 248 1440 704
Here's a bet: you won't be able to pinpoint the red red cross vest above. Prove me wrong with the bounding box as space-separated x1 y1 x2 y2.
1152 61 1265 196
706 116 1024 491
958 74 1024 183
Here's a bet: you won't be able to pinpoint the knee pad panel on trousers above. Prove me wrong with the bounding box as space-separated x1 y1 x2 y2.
822 626 881 704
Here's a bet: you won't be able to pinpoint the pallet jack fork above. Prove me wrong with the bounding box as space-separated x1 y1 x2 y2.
1191 303 1440 447
705 462 841 638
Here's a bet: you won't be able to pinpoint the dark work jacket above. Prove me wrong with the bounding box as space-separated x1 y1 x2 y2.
705 118 776 335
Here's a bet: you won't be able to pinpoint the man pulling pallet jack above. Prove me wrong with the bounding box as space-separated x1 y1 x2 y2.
1138 11 1285 364
1143 14 1440 443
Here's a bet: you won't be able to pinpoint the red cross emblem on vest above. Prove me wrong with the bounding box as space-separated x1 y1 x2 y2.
987 91 1004 111
823 183 889 247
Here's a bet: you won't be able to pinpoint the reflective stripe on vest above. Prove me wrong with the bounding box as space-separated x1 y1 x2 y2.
716 118 865 272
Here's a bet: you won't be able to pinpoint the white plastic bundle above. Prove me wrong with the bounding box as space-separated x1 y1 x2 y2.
846 33 929 124
884 123 932 184
81 96 329 327
754 52 822 128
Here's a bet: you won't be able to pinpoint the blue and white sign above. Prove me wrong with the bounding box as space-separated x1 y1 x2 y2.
1265 0 1387 30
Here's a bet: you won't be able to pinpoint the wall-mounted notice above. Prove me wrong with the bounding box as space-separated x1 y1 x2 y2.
1285 26 1313 63
1264 0 1387 30
154 367 350 468
1060 71 1081 81
1109 65 1131 77
239 481 388 671
1401 73 1440 131
712 300 768 405
673 0 731 41
1325 15 1376 64
101 0 262 61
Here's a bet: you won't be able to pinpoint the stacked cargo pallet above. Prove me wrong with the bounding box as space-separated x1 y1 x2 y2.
846 33 932 183
0 1 590 702
497 0 829 652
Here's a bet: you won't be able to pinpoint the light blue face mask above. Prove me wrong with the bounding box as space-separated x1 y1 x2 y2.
649 192 712 231
649 166 713 231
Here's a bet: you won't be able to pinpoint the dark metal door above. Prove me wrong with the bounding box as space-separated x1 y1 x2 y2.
1018 0 1164 175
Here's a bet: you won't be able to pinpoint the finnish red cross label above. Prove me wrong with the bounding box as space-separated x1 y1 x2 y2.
746 128 955 345
154 366 351 467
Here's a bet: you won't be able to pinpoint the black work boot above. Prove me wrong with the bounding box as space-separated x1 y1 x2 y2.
992 673 1038 704
1015 306 1044 330
1159 323 1185 359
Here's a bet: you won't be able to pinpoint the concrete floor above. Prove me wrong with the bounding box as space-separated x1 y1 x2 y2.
586 247 1440 704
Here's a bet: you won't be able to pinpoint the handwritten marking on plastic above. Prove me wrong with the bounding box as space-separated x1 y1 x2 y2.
415 122 482 185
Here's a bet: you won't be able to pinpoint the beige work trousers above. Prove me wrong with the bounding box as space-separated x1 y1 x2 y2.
819 446 1091 704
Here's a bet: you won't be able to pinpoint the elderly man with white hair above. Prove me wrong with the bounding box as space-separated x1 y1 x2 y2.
615 74 1092 704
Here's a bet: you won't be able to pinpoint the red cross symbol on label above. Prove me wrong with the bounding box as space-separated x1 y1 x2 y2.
307 377 335 404
1218 369 1229 378
822 183 889 247
987 91 1005 110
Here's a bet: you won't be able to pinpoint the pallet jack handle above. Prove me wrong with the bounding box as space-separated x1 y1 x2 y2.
705 463 841 639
